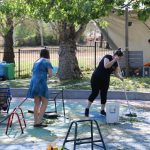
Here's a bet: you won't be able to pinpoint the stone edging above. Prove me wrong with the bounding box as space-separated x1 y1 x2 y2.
11 88 150 101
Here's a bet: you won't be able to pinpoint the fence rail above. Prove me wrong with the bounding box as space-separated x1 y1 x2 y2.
0 44 112 79
0 44 144 79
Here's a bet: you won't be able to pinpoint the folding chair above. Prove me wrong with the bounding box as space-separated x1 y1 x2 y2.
44 89 66 119
28 89 66 119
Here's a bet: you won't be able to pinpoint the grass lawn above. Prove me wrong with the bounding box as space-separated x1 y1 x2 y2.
1 71 150 92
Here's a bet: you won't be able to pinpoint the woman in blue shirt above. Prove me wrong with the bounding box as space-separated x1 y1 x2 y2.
28 48 53 127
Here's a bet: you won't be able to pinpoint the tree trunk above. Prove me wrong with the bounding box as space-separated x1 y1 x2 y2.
58 41 82 80
100 33 103 48
38 20 44 47
3 16 15 63
57 23 82 80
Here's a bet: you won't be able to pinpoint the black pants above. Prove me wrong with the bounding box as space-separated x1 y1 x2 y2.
88 76 109 104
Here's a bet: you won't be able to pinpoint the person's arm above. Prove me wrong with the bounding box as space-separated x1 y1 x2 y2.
114 66 124 81
48 68 52 77
104 56 119 69
46 59 53 77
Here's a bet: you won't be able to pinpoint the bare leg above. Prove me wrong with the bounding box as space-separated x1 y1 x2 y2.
86 100 92 109
37 97 48 124
85 100 92 117
34 97 41 125
101 104 105 111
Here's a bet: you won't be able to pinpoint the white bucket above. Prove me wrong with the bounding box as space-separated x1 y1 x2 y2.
106 102 120 123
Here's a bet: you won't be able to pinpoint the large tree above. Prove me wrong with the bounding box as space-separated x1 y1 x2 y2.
26 0 116 80
0 0 28 63
26 0 150 80
1 0 149 77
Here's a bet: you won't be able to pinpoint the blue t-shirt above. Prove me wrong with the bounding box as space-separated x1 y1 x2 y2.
27 58 53 99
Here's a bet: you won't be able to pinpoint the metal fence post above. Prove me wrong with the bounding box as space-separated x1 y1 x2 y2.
125 6 129 76
94 42 97 69
18 49 21 78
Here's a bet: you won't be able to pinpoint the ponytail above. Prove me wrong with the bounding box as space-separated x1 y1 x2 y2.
114 48 124 57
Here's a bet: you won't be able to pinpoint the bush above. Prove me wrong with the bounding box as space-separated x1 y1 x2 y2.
44 35 59 46
78 35 86 45
15 35 59 46
15 35 39 46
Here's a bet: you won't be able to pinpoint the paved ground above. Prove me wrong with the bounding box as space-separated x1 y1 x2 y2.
0 98 150 150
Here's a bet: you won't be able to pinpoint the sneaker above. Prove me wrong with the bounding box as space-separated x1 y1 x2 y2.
101 110 106 116
85 108 89 117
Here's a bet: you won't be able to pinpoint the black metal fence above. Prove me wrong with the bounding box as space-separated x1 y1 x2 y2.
0 42 113 79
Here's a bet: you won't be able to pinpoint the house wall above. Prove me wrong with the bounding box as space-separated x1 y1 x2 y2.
105 14 150 63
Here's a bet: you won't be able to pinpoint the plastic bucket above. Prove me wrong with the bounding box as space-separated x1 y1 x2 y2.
0 62 15 79
5 63 15 80
106 102 120 123
0 63 7 77
52 67 58 76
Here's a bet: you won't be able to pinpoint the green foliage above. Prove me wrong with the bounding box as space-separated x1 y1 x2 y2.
2 75 150 92
1 0 150 35
116 9 124 16
78 35 86 44
15 35 38 46
0 0 29 36
114 0 125 7
14 19 59 46
98 20 109 29
15 34 59 46
26 0 115 25
1 0 149 40
14 21 38 46
44 35 59 46
132 0 150 22
138 8 150 21
15 23 36 40
112 0 150 22
110 76 150 92
24 0 150 41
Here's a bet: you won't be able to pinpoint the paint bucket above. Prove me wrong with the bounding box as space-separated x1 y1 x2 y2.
106 102 120 123
52 67 58 76
0 62 7 76
0 62 15 79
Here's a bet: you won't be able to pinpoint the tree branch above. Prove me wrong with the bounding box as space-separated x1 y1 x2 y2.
0 23 5 37
75 24 87 42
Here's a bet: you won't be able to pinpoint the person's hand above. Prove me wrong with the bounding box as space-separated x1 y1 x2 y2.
114 56 119 61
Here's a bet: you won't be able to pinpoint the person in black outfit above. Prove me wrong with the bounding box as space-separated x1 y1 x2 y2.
85 48 124 117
